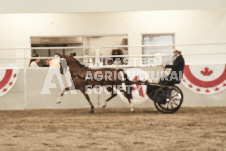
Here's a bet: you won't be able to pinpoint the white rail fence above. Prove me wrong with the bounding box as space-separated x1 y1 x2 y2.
0 43 226 109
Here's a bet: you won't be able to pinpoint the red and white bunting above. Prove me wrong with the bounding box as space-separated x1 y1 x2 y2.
182 64 226 94
0 69 19 97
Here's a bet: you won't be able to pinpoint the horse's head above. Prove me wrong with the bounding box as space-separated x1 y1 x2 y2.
59 53 77 74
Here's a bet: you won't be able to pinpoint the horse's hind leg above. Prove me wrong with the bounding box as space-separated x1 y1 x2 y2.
103 87 117 108
56 87 71 104
118 89 134 113
103 93 117 108
81 90 94 113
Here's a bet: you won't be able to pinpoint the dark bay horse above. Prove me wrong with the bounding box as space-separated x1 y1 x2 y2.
56 53 134 113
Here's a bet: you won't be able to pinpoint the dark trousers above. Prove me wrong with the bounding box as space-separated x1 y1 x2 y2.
159 75 178 86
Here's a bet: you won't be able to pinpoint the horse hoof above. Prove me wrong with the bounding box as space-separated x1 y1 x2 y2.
90 110 94 113
102 105 106 108
56 101 61 104
131 110 135 113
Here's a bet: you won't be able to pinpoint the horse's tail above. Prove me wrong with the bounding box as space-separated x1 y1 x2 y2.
118 69 132 99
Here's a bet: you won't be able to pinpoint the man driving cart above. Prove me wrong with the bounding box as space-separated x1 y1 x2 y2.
159 49 185 85
146 49 185 109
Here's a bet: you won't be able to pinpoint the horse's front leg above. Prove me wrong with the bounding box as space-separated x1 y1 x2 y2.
81 89 94 113
56 87 70 104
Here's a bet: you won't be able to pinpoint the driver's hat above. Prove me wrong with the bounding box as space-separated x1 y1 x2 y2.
173 49 182 53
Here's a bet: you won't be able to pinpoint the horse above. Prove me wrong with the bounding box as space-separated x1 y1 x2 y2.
56 53 134 113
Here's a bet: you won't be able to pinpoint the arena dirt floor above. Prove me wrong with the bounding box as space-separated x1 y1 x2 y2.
0 107 226 151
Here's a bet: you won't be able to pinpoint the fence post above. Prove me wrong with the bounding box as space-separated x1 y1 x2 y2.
24 49 27 110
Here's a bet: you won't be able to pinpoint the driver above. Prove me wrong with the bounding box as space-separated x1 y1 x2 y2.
159 49 185 85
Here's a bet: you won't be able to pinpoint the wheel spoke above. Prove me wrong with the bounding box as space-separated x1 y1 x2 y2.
171 100 178 106
170 94 178 99
169 101 174 109
167 88 171 96
171 97 180 101
171 90 177 95
171 97 178 101
167 102 169 110
162 103 167 109
161 90 167 97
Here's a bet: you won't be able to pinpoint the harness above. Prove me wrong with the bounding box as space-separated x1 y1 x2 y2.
69 69 128 85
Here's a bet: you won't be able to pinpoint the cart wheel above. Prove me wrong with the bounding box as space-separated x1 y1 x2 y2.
153 86 183 114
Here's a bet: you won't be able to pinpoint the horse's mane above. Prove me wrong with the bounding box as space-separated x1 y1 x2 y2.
71 57 85 67
65 55 85 68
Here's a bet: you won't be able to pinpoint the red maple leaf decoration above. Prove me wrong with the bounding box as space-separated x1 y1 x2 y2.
182 78 186 82
223 83 226 87
9 82 13 86
188 84 193 88
200 67 213 76
13 74 17 78
205 89 210 93
131 75 144 97
3 88 7 92
196 88 201 92
215 87 219 91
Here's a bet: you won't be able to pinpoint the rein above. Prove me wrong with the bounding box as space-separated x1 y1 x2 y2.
69 71 131 84
70 73 124 83
71 74 86 79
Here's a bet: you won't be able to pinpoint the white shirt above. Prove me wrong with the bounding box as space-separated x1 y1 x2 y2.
29 61 39 67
